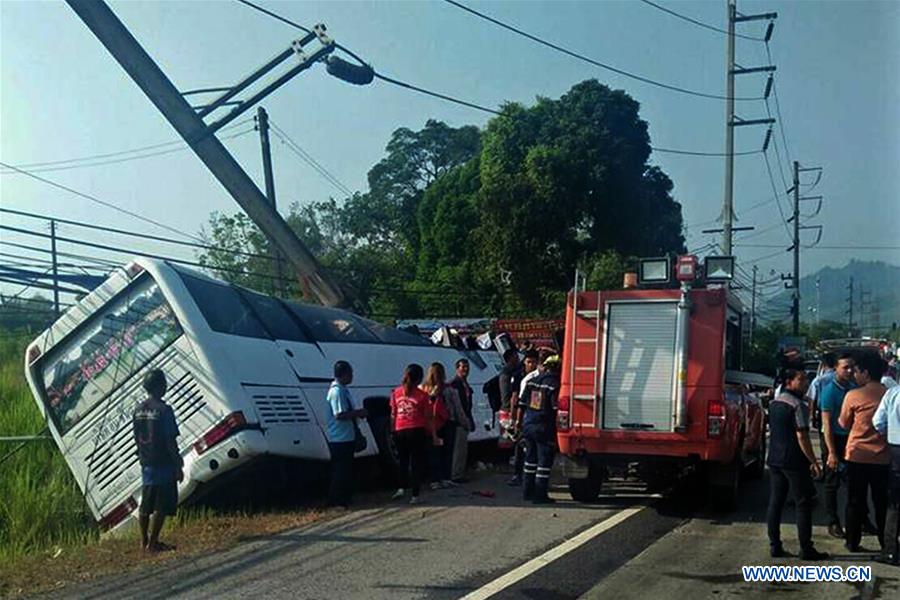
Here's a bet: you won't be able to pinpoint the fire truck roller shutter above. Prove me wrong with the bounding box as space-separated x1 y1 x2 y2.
602 302 678 432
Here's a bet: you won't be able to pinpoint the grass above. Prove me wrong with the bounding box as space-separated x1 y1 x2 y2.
0 333 97 563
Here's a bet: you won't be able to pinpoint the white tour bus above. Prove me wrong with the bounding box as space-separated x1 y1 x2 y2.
24 258 505 530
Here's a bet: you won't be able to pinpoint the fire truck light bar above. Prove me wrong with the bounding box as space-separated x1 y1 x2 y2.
638 257 670 284
704 256 736 282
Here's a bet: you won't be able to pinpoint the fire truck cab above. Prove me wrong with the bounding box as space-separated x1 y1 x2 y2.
557 255 769 508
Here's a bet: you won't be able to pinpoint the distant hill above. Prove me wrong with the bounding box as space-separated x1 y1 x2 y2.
767 260 900 329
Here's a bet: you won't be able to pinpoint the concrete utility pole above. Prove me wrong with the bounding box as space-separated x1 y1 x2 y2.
50 219 60 318
792 161 800 335
721 1 777 255
750 264 758 346
255 107 287 298
846 277 855 336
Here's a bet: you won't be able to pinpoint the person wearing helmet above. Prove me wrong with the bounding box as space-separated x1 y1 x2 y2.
515 354 562 504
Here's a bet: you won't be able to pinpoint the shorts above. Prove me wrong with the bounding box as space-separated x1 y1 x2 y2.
139 481 178 517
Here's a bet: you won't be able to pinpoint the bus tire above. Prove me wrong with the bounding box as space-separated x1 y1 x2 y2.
568 463 604 503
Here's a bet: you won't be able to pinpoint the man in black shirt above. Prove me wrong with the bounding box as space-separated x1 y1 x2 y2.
766 367 828 560
133 369 183 552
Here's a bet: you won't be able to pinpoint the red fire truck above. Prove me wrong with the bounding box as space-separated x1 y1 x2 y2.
557 255 769 508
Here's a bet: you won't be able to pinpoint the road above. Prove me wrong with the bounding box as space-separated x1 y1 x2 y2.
48 463 899 600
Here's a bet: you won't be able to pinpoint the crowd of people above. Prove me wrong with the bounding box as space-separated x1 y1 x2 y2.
325 350 562 507
767 350 900 565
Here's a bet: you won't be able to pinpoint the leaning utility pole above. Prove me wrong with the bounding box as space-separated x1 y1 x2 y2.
255 107 287 297
722 1 777 255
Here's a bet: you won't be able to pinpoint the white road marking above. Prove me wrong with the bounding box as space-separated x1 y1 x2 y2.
460 505 648 600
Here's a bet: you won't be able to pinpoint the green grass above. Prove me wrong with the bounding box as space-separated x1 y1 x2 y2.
0 334 97 562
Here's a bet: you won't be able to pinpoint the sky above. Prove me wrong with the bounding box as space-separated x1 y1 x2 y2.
1 0 898 309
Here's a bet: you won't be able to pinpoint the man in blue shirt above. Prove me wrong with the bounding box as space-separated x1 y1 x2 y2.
819 352 856 538
874 384 900 564
326 361 367 508
133 369 183 552
808 353 837 474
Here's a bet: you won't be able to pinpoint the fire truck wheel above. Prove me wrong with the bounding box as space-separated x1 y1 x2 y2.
708 460 740 511
568 464 604 503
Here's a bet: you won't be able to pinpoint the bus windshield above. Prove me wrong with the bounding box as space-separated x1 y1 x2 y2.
39 276 182 434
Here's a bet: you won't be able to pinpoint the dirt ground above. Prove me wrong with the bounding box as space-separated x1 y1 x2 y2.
0 508 339 599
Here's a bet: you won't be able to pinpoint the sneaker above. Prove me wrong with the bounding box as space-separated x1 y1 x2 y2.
507 476 523 487
770 544 787 558
409 495 420 505
391 488 405 500
800 548 830 561
828 523 845 539
430 482 442 491
875 554 900 566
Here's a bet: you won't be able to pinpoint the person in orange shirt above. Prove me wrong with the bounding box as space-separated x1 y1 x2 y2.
839 354 890 552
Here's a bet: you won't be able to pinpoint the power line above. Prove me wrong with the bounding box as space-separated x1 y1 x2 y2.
441 0 762 101
237 0 770 159
637 0 765 42
761 149 793 241
0 162 204 243
738 244 900 250
267 122 354 197
0 207 276 263
0 121 254 174
765 43 793 168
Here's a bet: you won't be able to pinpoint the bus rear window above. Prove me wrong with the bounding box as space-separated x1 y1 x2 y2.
39 278 182 434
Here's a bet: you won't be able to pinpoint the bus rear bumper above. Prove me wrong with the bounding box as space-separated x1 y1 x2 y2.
184 430 267 489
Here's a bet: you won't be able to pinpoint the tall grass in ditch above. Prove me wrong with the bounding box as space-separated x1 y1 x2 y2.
0 334 97 561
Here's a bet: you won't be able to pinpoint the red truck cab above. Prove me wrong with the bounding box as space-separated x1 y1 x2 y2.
557 258 769 507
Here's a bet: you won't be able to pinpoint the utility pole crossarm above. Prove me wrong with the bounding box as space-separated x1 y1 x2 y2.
65 0 344 306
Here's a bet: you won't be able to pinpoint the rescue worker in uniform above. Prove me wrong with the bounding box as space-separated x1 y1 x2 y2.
515 354 561 504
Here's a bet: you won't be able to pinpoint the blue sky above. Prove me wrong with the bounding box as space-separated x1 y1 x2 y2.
1 0 898 307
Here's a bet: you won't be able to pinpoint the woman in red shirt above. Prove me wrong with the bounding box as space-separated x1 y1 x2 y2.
390 364 438 504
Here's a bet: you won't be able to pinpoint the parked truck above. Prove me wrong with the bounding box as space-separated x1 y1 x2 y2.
556 255 769 508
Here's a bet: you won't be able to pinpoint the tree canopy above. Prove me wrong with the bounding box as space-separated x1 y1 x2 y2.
198 80 686 321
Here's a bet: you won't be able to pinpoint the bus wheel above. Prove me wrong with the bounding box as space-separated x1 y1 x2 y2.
568 463 604 503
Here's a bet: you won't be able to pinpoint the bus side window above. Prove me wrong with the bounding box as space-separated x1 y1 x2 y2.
178 273 267 339
237 289 309 343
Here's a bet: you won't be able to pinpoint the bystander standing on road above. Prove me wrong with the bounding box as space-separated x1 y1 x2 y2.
449 358 476 483
508 349 540 487
133 369 183 553
765 368 828 560
874 379 900 565
820 352 857 538
838 354 890 552
422 362 464 489
325 361 367 509
391 364 438 505
516 354 562 504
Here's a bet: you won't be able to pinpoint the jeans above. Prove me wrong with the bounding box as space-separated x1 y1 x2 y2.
846 461 889 549
327 441 356 507
428 423 457 482
394 428 427 496
767 466 816 552
823 435 848 526
885 445 900 558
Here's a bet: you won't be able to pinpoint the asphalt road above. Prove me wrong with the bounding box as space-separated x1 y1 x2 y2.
47 460 900 600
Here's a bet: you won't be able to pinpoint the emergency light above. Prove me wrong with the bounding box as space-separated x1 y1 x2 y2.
638 257 670 285
704 256 736 282
675 255 698 282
